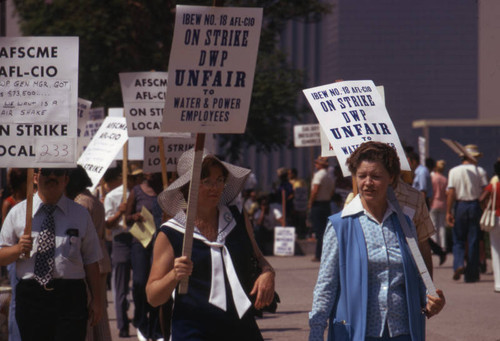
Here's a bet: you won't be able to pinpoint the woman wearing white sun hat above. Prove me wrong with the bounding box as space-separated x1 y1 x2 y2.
146 149 275 340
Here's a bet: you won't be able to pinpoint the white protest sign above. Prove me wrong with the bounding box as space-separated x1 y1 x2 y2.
119 72 169 137
108 107 145 161
0 37 79 167
143 135 196 173
89 107 105 120
274 227 295 256
89 107 106 120
161 5 263 134
320 127 336 157
293 124 321 147
303 80 410 176
77 116 128 191
77 118 103 158
114 136 144 161
77 98 92 136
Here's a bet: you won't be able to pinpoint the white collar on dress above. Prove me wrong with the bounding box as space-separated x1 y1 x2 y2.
164 202 251 318
341 194 397 224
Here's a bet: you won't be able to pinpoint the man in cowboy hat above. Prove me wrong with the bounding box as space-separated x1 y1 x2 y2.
308 156 335 262
446 144 488 283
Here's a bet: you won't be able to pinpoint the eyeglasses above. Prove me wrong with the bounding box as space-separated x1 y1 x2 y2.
200 177 225 188
39 168 67 177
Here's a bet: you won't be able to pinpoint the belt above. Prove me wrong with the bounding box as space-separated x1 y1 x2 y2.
20 278 85 292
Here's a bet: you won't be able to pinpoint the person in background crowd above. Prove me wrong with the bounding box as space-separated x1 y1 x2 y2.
253 193 284 255
447 144 488 283
393 178 435 276
332 165 352 205
244 168 258 192
275 167 294 226
430 160 448 252
288 168 309 239
479 160 500 292
146 149 275 340
407 151 433 205
309 142 445 341
0 168 102 341
243 189 258 219
66 166 112 341
1 169 27 225
408 153 447 265
103 167 140 338
126 172 164 341
1 168 27 341
309 156 335 262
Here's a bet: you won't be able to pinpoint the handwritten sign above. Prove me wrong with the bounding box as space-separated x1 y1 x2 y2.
120 72 169 137
161 5 263 134
0 36 79 167
143 135 195 173
77 116 128 191
303 80 410 175
293 124 321 147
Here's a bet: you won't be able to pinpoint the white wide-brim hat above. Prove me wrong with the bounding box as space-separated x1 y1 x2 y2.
157 148 250 223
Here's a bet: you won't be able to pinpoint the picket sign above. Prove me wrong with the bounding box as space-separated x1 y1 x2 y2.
303 80 436 295
178 133 205 293
162 2 263 294
0 37 79 257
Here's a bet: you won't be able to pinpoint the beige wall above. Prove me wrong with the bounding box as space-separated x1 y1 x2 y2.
478 0 500 119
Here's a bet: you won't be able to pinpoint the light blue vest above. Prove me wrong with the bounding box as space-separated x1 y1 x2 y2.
327 212 426 341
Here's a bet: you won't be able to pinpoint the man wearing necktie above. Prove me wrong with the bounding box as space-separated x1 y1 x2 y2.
0 168 103 341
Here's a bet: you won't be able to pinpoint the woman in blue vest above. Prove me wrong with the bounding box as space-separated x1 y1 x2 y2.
309 142 445 341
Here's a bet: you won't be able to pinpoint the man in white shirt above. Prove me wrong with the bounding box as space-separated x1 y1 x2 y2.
0 168 102 341
446 145 488 283
103 167 135 338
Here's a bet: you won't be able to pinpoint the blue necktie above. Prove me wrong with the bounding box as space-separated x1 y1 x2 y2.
34 204 57 286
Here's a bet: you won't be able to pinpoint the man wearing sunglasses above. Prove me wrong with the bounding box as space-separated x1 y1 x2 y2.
0 168 103 341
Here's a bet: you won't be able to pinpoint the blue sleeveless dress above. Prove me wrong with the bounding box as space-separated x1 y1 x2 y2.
160 206 263 341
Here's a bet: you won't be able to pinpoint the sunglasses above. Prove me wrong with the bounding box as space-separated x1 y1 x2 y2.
39 168 67 177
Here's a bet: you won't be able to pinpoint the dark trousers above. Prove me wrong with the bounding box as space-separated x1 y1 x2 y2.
16 279 87 341
131 239 161 339
311 201 331 260
112 232 132 333
291 210 308 239
452 200 481 281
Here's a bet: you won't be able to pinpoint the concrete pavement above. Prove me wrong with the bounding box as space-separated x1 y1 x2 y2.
108 252 500 341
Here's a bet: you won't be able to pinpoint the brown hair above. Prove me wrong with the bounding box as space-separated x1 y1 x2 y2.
346 141 401 181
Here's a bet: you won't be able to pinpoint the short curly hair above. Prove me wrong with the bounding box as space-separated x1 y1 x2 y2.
346 141 401 181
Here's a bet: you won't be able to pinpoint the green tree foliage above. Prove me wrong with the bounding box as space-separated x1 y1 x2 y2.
14 0 328 161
